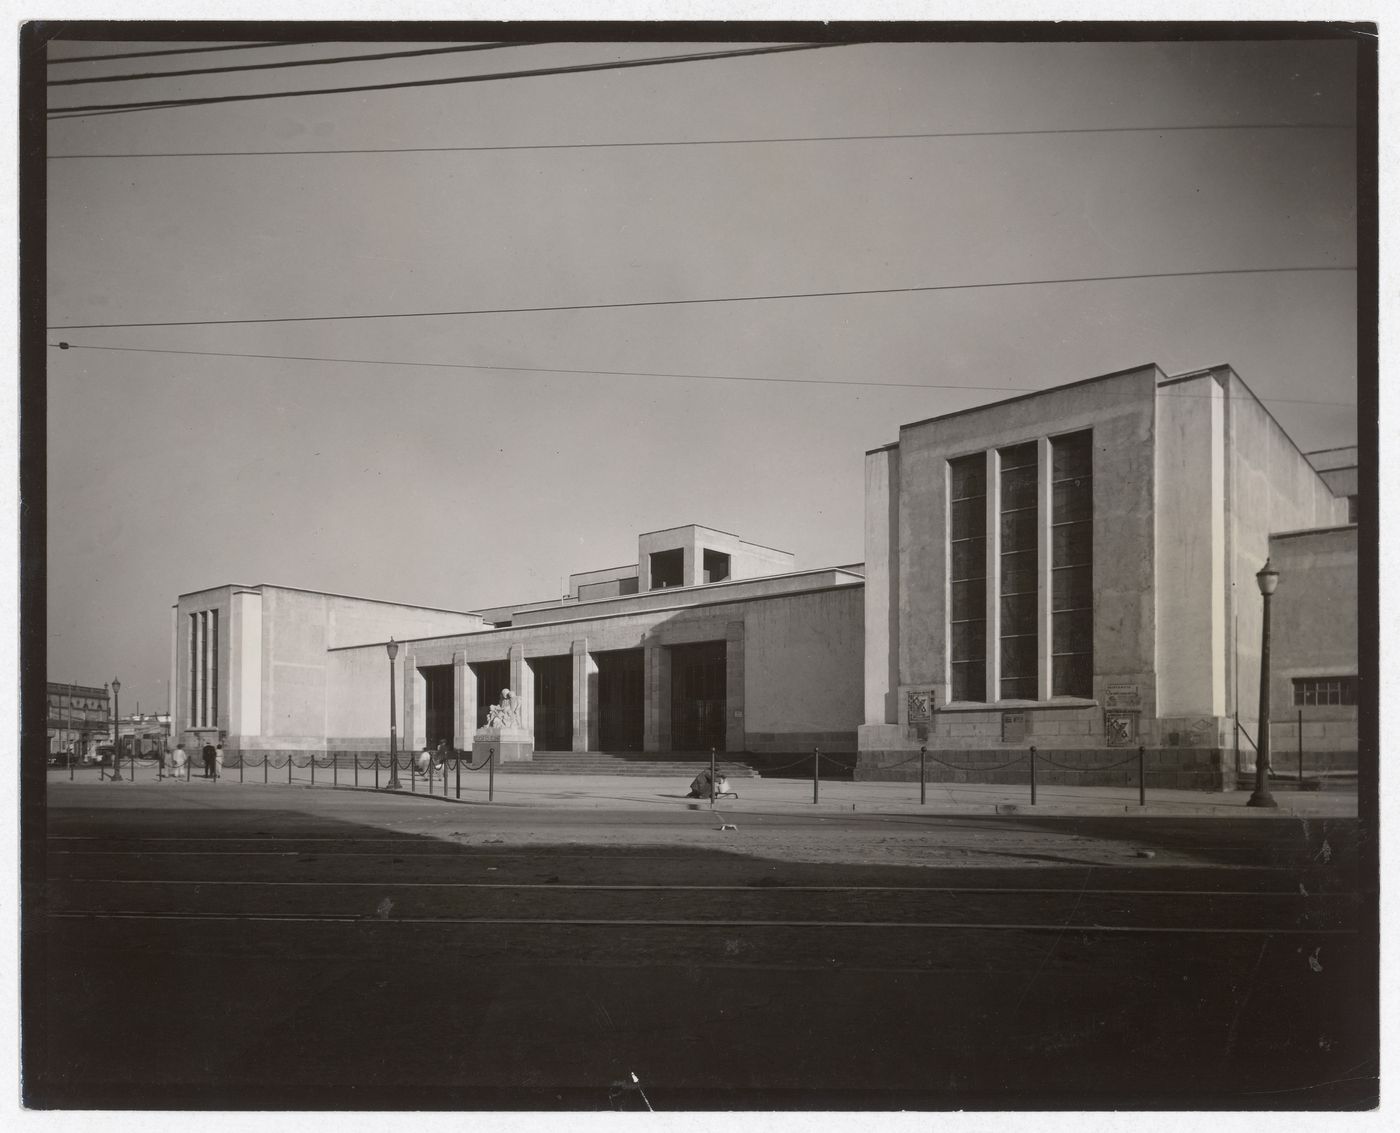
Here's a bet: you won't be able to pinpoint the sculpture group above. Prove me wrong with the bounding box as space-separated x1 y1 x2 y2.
484 688 523 730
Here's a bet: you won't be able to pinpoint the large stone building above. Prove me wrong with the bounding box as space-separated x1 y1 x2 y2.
856 363 1356 788
172 524 864 763
169 364 1359 788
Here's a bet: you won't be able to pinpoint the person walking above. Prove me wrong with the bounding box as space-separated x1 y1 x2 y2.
201 740 216 779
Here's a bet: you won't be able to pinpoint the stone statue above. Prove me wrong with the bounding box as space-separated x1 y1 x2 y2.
485 688 522 730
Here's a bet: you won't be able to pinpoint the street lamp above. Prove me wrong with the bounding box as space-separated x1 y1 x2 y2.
1248 560 1280 808
109 677 122 782
385 638 401 790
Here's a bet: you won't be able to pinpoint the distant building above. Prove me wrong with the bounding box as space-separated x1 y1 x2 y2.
46 682 110 758
858 363 1357 788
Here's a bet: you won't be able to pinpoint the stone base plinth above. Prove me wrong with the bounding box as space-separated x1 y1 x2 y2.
473 727 533 763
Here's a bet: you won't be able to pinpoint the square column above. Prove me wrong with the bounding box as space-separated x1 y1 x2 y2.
509 643 534 731
725 621 745 753
643 639 671 752
454 651 472 748
571 639 597 752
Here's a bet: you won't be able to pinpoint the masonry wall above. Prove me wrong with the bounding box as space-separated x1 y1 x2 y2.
1223 370 1349 764
1266 526 1359 771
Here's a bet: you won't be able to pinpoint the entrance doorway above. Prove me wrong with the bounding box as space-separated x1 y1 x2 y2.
596 648 644 751
470 660 510 729
530 654 573 751
420 665 454 749
669 641 726 752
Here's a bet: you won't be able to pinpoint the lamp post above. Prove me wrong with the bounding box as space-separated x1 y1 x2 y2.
1248 560 1279 808
109 678 122 781
385 638 401 790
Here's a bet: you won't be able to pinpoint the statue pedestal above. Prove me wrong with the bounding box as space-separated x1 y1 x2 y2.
473 726 533 764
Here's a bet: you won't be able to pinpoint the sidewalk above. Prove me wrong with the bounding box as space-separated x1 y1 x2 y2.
410 772 1360 816
54 766 1355 817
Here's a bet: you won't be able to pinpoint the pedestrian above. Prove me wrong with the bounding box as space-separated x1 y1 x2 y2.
202 740 216 779
214 742 224 781
156 740 167 780
170 742 188 782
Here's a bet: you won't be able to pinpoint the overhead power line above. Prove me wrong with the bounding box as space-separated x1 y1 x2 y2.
48 42 548 87
46 341 1354 408
48 120 1356 160
48 41 324 65
46 265 1356 332
47 42 846 120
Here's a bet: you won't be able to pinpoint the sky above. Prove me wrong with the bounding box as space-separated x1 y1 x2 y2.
42 34 1361 716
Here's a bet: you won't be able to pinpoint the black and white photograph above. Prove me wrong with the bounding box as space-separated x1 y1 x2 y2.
19 13 1379 1115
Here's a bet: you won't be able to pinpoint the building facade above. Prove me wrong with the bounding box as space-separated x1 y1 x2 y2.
173 525 864 763
857 363 1353 788
169 366 1358 788
46 682 110 758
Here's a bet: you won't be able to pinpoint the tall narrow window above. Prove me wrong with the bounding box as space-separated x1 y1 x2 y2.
209 610 219 726
948 454 987 702
1052 431 1093 696
999 443 1039 699
189 613 198 725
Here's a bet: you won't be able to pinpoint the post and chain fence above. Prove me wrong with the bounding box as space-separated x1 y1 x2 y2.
59 742 1175 807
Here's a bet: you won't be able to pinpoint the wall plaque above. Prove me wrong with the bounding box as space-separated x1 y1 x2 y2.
1105 683 1141 711
906 689 935 724
1001 711 1028 742
1105 713 1137 746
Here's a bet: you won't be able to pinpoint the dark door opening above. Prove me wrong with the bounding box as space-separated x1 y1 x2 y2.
596 648 644 752
421 665 454 749
471 660 510 729
669 640 726 752
530 654 573 752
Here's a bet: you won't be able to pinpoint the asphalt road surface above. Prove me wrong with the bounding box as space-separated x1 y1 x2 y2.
29 782 1376 1110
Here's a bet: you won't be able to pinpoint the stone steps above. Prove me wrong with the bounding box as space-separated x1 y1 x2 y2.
495 752 761 778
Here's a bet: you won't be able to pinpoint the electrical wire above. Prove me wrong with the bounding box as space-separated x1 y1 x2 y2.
46 342 1354 408
48 41 322 65
48 42 549 87
46 265 1356 332
47 120 1356 160
46 42 846 120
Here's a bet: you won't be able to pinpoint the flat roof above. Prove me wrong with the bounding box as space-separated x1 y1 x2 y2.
176 581 479 617
891 362 1163 437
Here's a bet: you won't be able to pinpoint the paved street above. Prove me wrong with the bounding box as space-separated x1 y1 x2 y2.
32 778 1375 1109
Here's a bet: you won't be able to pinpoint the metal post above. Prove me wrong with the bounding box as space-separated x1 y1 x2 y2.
131 752 136 781
488 745 495 803
1029 745 1037 806
1248 571 1278 808
411 757 417 793
455 751 461 800
311 754 316 787
240 755 244 784
709 747 717 808
385 641 402 791
288 756 292 785
354 754 359 788
813 748 820 805
920 745 927 806
375 754 380 790
264 755 268 784
110 682 122 781
333 754 338 788
1298 708 1304 784
1138 744 1146 807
